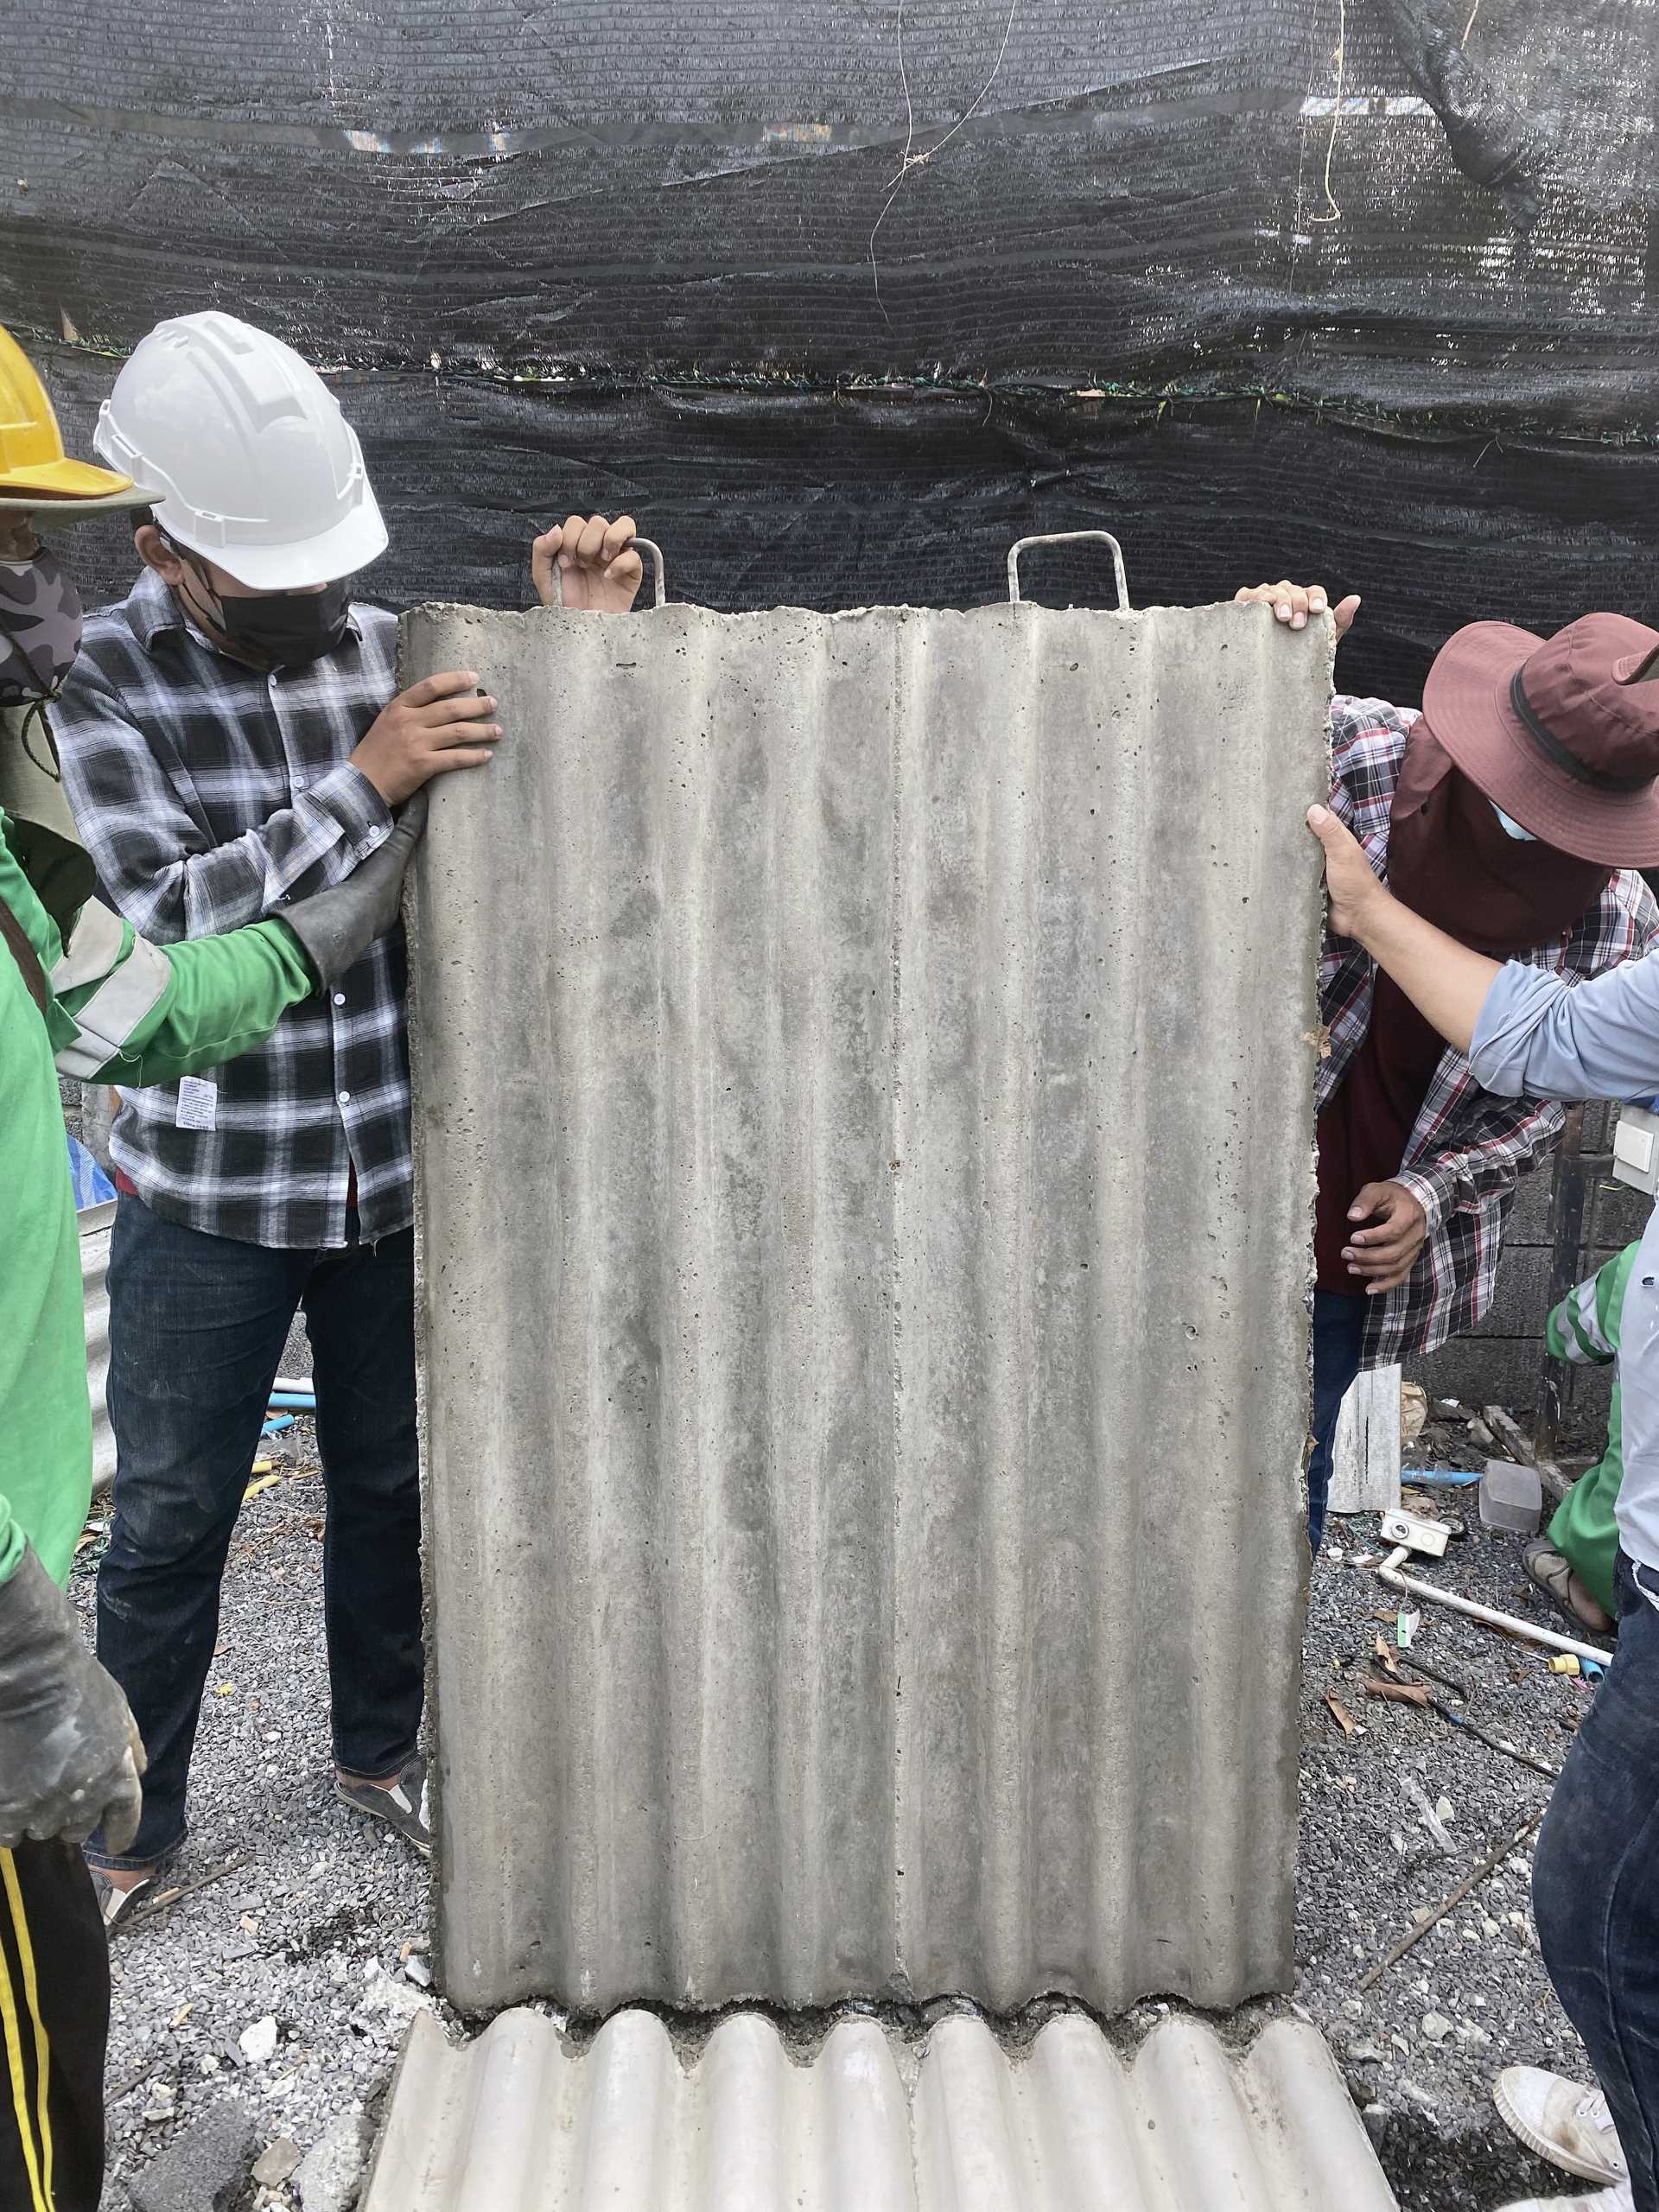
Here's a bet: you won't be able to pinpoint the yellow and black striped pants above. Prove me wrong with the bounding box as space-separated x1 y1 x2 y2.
0 1841 105 2212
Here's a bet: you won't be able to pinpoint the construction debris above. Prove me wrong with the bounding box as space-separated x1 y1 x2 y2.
251 2136 302 2187
125 2099 254 2212
1403 1776 1459 1857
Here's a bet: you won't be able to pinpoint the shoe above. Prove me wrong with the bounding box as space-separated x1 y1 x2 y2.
1493 2187 1632 2212
1497 2066 1630 2187
1523 1541 1617 1638
336 1753 430 1858
87 1865 160 1930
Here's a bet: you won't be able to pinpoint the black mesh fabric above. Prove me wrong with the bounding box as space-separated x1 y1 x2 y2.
3 0 1653 697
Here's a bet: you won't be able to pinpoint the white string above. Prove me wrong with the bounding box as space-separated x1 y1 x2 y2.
870 0 1022 319
1309 0 1346 226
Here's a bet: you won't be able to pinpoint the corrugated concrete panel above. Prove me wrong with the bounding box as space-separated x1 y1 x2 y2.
404 598 1331 2017
362 2006 1397 2212
82 1198 115 1494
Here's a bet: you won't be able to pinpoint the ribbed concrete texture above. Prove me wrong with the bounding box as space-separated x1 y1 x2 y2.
404 598 1331 2017
362 2006 1396 2211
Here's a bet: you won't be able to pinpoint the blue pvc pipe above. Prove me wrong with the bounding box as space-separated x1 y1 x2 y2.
268 1392 316 1411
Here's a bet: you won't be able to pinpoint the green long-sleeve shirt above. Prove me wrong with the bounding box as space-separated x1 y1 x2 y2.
1544 1243 1638 1620
1 804 316 1589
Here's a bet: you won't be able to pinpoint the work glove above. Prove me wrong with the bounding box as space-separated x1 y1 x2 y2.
0 1547 145 1853
282 786 429 988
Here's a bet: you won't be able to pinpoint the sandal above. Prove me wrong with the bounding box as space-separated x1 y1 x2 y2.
336 1754 430 1859
87 1864 162 1930
1523 1539 1616 1638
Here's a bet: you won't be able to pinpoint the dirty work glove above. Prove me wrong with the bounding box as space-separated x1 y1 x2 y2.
282 786 429 988
0 1548 145 1853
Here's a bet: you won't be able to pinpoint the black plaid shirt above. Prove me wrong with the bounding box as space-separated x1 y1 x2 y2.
53 569 410 1248
1322 696 1658 1363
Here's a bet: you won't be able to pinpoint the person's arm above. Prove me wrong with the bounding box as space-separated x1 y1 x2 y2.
1395 1092 1567 1238
53 909 318 1087
2 795 424 1090
1338 1094 1567 1293
1546 1248 1634 1369
1308 803 1659 1099
53 656 397 941
1308 803 1502 1050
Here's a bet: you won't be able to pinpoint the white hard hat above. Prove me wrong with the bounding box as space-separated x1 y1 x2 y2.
94 312 387 590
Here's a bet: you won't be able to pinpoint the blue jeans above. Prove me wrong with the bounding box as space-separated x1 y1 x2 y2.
1307 1291 1367 1551
1533 1552 1659 2212
88 1192 423 1869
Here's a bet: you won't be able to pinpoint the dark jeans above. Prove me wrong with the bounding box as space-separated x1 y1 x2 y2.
0 1841 107 2212
89 1191 423 1869
1533 1552 1659 2212
1307 1290 1367 1551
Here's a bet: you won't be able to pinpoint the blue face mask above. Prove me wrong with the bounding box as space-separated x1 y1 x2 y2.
1492 803 1537 842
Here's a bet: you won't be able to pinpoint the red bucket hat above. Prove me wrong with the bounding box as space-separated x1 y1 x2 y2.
1422 613 1659 868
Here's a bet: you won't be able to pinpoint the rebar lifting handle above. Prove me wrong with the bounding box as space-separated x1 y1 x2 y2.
634 537 666 607
1006 531 1129 610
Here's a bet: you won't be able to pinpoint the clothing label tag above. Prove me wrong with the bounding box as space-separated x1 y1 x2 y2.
175 1076 218 1131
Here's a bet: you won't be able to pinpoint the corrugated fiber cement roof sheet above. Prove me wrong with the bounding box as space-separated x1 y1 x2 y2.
363 2004 1398 2210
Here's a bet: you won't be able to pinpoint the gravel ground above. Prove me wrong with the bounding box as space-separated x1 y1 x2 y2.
1297 1406 1616 2212
75 1421 448 2212
79 1406 1616 2211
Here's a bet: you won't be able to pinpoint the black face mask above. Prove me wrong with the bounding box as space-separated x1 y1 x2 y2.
172 542 353 668
213 576 353 668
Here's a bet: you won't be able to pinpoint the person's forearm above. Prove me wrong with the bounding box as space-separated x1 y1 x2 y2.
1350 894 1500 1055
68 918 318 1086
136 768 391 942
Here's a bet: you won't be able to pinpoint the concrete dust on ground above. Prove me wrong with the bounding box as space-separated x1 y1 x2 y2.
83 1411 1614 2211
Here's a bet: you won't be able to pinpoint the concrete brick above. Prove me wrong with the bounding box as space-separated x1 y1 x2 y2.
1503 1160 1558 1245
404 596 1331 2018
1411 1344 1615 1425
1595 1173 1654 1251
128 2101 255 2212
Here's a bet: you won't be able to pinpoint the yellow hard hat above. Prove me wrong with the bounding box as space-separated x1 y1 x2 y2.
0 323 140 503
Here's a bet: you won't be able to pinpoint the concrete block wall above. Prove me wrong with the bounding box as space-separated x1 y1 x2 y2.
1412 1104 1650 1423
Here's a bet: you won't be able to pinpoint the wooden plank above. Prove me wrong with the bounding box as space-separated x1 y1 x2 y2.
1537 1104 1589 1460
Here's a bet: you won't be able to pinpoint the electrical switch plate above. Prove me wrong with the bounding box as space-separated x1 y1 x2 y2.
1612 1103 1659 1195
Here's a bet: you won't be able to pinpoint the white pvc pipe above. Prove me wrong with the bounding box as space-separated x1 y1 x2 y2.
1373 1546 1611 1669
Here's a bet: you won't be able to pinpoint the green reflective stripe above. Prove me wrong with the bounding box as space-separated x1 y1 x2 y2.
48 897 124 993
54 934 170 1077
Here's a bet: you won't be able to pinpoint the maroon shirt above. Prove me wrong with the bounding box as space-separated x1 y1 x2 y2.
1313 978 1445 1294
1314 717 1610 1300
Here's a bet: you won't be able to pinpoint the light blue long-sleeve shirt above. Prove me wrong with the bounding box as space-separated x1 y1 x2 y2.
1471 951 1659 1577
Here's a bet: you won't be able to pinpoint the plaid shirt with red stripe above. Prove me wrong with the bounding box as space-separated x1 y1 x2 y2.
1322 696 1659 1365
